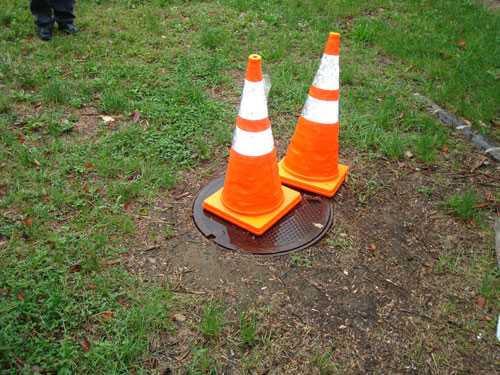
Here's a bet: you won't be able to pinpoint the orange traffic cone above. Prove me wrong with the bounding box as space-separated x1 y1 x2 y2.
278 32 348 197
203 54 301 235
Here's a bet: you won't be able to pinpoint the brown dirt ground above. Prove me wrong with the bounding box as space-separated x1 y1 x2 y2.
125 142 499 374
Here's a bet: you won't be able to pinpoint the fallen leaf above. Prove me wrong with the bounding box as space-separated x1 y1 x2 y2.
172 313 186 322
470 156 487 172
16 293 25 301
476 296 486 309
17 133 25 144
100 115 115 124
123 201 132 211
131 111 141 123
22 217 33 227
101 310 114 320
456 39 466 49
84 162 95 170
80 338 91 352
69 264 81 273
404 150 414 159
33 159 41 167
367 243 377 252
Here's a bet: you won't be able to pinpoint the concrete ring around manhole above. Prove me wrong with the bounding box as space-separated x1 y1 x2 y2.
192 176 333 255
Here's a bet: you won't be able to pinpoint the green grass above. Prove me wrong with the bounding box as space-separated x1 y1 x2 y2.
0 0 498 372
239 312 258 347
199 303 225 338
311 351 339 375
187 347 218 375
446 190 480 220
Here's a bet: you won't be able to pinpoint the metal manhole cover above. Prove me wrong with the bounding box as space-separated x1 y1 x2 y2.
192 176 333 255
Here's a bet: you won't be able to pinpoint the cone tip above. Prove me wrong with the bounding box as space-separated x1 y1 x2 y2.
325 32 340 55
246 54 263 82
249 54 262 61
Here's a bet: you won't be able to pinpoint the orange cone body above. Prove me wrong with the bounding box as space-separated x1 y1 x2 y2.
203 54 301 236
279 32 348 197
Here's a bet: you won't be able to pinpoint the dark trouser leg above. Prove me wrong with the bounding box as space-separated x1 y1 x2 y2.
30 0 54 27
49 0 75 25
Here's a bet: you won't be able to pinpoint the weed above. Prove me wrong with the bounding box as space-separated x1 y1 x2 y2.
446 190 479 220
200 26 229 50
311 351 338 375
479 269 499 304
200 303 224 338
239 312 258 347
100 89 130 114
351 20 376 44
290 254 312 268
327 233 353 252
416 186 434 198
380 131 406 159
41 80 70 105
187 347 218 375
0 94 10 113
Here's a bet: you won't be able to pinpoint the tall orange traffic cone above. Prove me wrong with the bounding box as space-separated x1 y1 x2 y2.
278 32 348 197
203 54 301 235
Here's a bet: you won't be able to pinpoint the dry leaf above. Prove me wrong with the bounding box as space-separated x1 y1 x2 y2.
84 162 95 170
33 159 41 167
69 264 81 273
404 150 414 159
456 39 466 49
80 338 91 352
367 243 377 252
172 313 186 322
16 293 25 301
17 133 25 144
102 310 114 320
22 217 33 227
476 296 486 309
100 115 115 124
131 111 141 123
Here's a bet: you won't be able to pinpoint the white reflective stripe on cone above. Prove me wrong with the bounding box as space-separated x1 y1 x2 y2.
312 54 339 91
302 96 339 124
232 127 274 157
238 80 268 121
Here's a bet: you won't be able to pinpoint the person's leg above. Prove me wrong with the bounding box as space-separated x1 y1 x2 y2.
30 0 54 26
50 0 77 32
30 0 54 40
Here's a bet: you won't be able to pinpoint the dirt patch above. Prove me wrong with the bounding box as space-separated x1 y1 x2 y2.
125 145 499 373
479 0 500 10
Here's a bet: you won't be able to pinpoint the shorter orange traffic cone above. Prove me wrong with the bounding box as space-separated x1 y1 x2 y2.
203 54 301 235
279 32 348 197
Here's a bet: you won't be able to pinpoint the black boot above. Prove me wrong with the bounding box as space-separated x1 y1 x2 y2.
36 24 53 41
58 23 78 34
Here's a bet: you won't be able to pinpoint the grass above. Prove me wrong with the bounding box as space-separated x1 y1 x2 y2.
187 347 218 375
311 351 339 375
199 303 225 338
446 190 480 220
239 312 258 347
0 0 498 372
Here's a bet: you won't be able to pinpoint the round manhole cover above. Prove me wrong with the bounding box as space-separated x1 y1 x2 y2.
192 176 333 255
